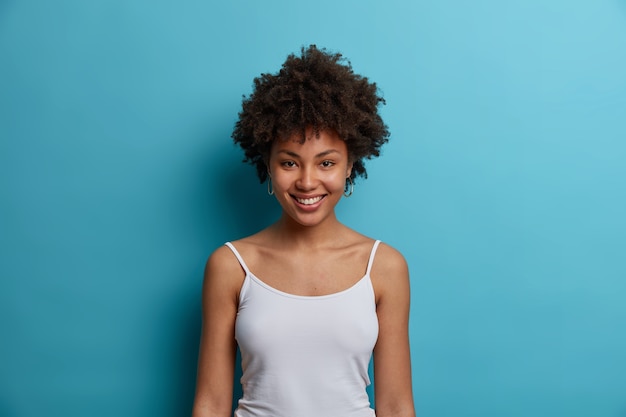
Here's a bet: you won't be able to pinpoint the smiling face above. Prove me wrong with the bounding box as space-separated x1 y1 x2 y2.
268 129 353 228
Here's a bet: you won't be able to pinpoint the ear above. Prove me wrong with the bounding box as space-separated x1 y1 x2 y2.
346 161 353 179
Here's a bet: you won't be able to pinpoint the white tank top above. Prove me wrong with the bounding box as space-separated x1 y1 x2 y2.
226 240 381 417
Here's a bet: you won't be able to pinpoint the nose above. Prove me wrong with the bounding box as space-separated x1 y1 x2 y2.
296 166 317 190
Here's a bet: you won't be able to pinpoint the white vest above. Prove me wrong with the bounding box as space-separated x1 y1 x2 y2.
226 240 381 417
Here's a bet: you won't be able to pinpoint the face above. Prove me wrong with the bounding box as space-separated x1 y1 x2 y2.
268 129 353 228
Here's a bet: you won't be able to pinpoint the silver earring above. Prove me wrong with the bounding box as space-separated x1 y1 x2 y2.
267 177 274 195
343 178 353 197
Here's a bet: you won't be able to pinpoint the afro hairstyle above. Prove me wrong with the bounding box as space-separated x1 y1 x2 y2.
232 45 389 183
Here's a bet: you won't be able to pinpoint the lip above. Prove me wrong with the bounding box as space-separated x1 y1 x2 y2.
291 194 326 210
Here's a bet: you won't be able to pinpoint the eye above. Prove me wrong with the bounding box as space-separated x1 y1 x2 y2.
281 160 297 168
320 160 335 168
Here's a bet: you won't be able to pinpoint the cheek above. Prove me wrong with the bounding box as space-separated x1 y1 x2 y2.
329 172 348 190
271 172 293 191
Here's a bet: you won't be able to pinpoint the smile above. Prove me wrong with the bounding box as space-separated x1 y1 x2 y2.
294 195 325 205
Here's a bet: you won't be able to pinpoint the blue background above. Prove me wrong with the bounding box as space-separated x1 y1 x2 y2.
2 1 626 416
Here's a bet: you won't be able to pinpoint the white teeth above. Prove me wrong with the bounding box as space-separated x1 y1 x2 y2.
296 196 323 205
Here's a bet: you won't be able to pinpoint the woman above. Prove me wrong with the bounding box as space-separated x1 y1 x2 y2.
193 45 415 417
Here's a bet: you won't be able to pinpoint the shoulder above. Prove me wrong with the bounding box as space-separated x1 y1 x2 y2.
372 241 409 277
205 244 241 274
370 242 410 302
223 233 270 266
203 244 246 300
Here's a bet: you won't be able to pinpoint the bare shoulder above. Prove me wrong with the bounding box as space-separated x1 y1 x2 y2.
203 244 246 299
370 242 410 301
223 232 270 265
372 242 409 277
205 244 242 275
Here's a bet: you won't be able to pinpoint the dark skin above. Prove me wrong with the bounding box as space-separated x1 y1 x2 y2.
192 131 415 417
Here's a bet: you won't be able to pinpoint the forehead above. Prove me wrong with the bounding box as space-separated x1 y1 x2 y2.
271 129 347 155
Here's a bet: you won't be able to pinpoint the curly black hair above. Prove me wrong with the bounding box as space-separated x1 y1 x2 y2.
232 45 389 183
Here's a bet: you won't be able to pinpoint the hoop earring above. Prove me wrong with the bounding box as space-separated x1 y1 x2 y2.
343 177 354 197
267 177 274 195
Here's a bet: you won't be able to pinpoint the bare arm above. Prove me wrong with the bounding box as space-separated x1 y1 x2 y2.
192 246 244 417
371 244 415 417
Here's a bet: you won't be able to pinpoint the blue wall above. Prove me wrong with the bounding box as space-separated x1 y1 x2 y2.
1 1 625 416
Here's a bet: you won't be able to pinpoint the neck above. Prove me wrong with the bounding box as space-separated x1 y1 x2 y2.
270 212 346 250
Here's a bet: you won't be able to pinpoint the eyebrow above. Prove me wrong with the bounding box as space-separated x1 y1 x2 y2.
276 149 341 158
